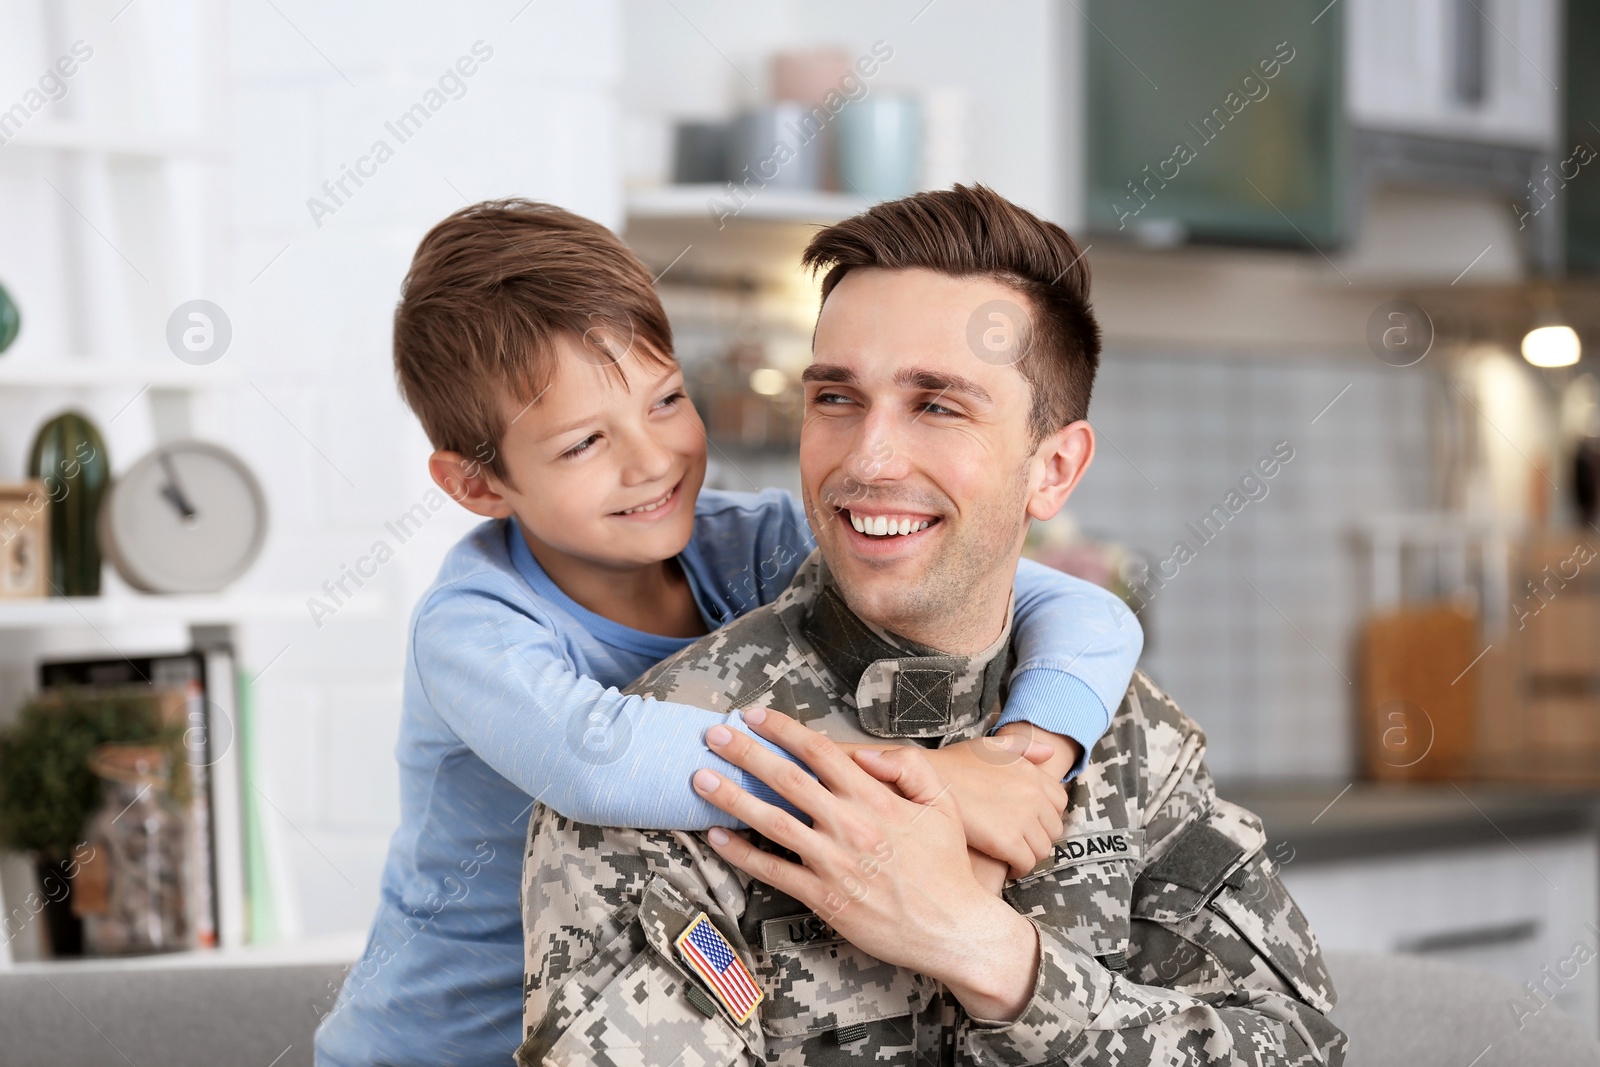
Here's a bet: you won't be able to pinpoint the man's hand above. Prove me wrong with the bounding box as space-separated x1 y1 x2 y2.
837 725 1076 879
697 710 1040 1023
968 849 1009 896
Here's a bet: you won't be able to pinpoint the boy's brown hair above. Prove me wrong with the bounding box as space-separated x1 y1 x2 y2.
800 184 1100 442
394 199 673 486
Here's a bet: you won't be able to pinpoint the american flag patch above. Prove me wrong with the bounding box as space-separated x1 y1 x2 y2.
674 912 763 1024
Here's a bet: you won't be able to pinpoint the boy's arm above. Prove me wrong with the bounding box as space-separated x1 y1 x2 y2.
1004 557 1144 780
412 588 794 831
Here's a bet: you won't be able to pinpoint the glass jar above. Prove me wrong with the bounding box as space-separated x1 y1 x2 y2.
77 745 188 955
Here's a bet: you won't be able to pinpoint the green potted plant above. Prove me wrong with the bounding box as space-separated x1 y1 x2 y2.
0 687 180 956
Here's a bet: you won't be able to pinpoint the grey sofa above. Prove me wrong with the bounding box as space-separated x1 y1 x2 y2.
0 951 1594 1066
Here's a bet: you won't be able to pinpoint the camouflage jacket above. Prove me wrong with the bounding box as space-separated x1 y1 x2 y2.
519 552 1346 1066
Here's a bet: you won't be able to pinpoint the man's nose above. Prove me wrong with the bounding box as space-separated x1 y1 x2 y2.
842 408 910 485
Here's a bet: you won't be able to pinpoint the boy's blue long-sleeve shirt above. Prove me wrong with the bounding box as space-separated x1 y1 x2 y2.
313 488 1142 1067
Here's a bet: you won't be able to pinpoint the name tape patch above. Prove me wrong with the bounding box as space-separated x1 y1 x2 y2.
1021 828 1145 880
760 912 845 953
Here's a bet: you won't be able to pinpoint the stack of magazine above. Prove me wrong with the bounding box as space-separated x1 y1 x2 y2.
38 643 250 951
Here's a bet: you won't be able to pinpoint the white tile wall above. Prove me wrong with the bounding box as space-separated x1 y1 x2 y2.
1068 347 1437 779
209 0 626 936
0 0 625 941
620 0 1074 222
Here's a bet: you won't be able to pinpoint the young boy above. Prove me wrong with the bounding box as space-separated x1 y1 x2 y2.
312 200 1142 1067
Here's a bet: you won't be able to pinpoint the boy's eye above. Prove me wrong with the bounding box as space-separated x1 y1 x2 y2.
653 390 685 411
561 434 600 459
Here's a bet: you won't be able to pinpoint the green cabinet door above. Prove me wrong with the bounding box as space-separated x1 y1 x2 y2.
1085 0 1345 248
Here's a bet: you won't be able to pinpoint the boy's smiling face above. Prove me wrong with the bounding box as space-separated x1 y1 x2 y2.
437 332 707 570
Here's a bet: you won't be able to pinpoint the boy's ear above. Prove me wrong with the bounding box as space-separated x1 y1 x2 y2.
429 449 515 519
1026 420 1095 522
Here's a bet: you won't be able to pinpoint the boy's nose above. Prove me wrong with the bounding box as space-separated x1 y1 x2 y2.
620 431 676 484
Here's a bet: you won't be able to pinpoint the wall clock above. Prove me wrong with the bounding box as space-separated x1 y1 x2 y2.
100 442 268 594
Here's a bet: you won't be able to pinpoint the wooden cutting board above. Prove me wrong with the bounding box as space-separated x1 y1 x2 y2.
1358 603 1480 780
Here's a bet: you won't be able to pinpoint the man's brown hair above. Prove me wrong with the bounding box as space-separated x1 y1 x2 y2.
800 184 1100 441
393 199 673 486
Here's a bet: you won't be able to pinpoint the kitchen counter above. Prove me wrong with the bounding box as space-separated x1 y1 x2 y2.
1217 780 1600 865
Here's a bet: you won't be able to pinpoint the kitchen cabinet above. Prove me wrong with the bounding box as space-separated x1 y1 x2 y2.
1225 781 1600 1037
1345 0 1560 149
1282 837 1599 1036
1083 0 1344 247
1565 1 1600 273
1082 0 1576 271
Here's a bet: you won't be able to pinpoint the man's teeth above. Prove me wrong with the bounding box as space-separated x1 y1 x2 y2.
617 490 672 515
848 512 932 537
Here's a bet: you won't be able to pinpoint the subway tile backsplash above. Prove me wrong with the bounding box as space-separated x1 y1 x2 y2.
1068 348 1436 779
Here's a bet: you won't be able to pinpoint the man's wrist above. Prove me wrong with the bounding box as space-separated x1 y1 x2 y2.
930 897 1040 1022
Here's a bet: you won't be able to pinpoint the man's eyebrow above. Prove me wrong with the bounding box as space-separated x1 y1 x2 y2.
800 364 857 385
895 368 992 405
801 363 991 405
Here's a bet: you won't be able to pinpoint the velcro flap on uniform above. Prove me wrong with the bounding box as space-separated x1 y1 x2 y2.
1146 822 1245 895
637 876 770 1055
637 875 703 962
1133 806 1266 923
639 875 759 992
856 658 987 738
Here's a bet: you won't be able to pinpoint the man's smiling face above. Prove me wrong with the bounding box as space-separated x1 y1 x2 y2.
800 267 1066 653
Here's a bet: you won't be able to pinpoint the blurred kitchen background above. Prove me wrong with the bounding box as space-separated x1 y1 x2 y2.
3 0 1600 1052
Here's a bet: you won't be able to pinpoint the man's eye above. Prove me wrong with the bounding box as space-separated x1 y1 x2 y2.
812 391 853 406
919 401 956 416
561 434 600 459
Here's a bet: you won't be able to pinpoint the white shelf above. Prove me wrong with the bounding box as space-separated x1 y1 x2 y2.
1 121 220 159
627 184 869 224
0 357 239 389
0 591 381 630
1 930 362 973
624 185 872 285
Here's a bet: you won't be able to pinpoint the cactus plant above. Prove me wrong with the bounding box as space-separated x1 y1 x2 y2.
0 281 18 354
28 411 110 596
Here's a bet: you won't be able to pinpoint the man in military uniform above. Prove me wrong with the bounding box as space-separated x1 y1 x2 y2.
518 185 1346 1066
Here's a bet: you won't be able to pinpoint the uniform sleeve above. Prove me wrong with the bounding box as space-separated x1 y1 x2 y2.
412 586 783 830
518 810 762 1066
962 727 1346 1067
1000 559 1145 780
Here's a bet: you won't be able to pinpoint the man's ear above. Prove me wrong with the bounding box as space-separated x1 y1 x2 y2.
1026 420 1094 522
429 449 515 519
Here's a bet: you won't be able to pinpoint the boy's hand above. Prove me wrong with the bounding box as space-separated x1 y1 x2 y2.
835 725 1078 879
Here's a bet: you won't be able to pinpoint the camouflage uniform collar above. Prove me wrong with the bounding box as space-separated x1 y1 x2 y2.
793 552 1015 740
